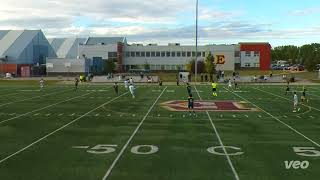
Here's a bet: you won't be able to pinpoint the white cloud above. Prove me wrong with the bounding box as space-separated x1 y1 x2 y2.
199 8 243 20
289 7 320 16
0 0 320 46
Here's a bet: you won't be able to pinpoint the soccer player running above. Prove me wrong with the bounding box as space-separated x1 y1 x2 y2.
39 78 44 91
129 84 135 98
293 91 300 112
114 82 119 96
212 81 217 97
285 81 290 95
301 86 307 103
228 79 232 89
124 79 129 90
188 94 196 116
74 78 79 91
186 83 192 96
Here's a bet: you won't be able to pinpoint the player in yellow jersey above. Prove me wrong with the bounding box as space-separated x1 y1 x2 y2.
212 81 217 97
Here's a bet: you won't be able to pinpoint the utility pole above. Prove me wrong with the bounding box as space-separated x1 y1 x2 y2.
195 0 199 83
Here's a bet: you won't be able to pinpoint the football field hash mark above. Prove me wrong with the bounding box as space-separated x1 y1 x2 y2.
195 86 240 180
0 91 130 164
102 87 167 180
227 87 320 148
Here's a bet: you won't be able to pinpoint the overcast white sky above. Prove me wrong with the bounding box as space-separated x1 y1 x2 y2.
1 0 320 47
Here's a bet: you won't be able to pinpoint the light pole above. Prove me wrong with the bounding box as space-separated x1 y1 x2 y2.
195 0 199 83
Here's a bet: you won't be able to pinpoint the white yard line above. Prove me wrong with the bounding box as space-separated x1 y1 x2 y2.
0 92 93 125
253 87 320 112
195 86 240 180
102 87 167 180
225 87 320 148
0 91 130 164
0 89 69 107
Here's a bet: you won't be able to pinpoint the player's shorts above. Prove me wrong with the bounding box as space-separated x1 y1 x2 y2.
188 103 194 109
301 96 305 100
294 101 298 106
212 88 216 92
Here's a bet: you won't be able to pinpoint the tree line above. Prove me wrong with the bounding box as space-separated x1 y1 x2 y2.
271 43 320 71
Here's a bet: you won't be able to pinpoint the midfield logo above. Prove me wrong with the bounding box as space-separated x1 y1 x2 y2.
284 160 309 169
161 100 259 112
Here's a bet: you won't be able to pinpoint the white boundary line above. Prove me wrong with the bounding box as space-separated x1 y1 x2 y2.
252 87 320 112
102 87 167 180
0 92 93 125
0 91 130 164
0 88 69 107
194 86 240 180
225 87 320 148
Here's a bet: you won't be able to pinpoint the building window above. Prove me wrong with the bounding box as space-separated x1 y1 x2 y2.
171 52 176 57
166 52 171 57
177 52 181 57
146 52 150 57
254 63 260 67
235 51 240 57
156 52 160 57
197 52 201 57
254 51 260 57
141 52 145 57
245 51 251 57
125 52 130 57
161 65 165 70
245 63 251 67
171 65 176 70
136 52 141 57
151 52 156 57
192 51 196 57
131 52 135 57
108 52 117 58
202 52 206 57
161 52 165 57
182 52 186 57
187 52 191 57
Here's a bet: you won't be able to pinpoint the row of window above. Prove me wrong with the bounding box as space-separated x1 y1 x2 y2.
245 51 260 57
126 64 187 71
244 63 260 67
125 51 207 58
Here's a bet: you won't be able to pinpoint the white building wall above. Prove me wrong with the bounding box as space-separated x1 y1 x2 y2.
124 44 235 71
78 44 117 60
240 51 260 68
46 58 85 73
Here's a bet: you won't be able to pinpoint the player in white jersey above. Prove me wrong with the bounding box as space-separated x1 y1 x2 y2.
124 79 129 90
293 91 300 112
40 79 44 91
129 77 134 84
228 79 232 89
129 84 135 98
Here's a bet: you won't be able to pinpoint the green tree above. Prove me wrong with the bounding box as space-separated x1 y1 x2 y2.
104 59 116 74
300 43 320 71
144 61 150 71
271 45 300 64
204 52 216 77
186 58 205 74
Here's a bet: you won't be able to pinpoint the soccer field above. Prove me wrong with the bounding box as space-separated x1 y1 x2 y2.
0 83 320 180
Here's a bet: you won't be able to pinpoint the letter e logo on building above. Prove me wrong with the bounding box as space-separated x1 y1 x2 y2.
216 55 225 64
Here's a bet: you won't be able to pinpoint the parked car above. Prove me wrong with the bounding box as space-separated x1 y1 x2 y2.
289 65 304 71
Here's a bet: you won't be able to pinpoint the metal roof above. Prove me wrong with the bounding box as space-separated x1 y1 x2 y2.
48 38 86 58
85 37 126 45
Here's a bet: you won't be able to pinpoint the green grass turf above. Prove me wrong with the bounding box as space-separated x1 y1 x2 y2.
0 83 320 180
